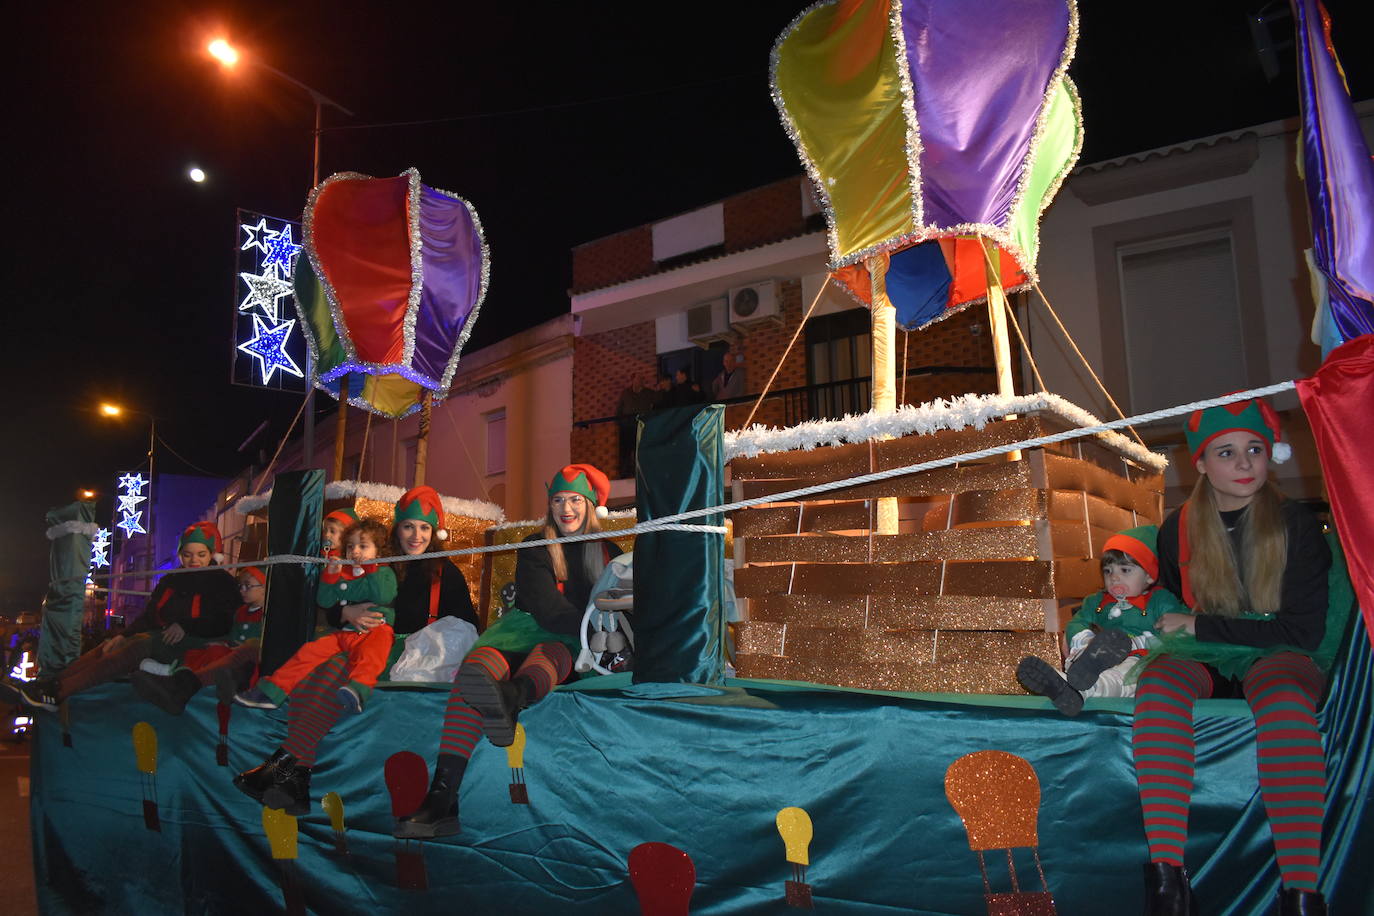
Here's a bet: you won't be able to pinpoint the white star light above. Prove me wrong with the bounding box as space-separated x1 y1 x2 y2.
238 315 303 383
89 528 112 570
117 473 148 496
239 271 295 321
240 218 271 254
117 509 146 537
117 492 147 515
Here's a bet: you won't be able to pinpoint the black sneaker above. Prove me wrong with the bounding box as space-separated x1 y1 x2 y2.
234 748 294 804
18 679 59 713
1016 656 1084 716
1065 628 1133 692
336 685 362 716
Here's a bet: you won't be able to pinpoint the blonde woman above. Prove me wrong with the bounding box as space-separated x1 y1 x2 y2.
1135 400 1331 916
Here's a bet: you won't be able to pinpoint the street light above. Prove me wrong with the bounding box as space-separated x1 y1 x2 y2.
98 402 159 617
207 37 355 466
188 166 207 183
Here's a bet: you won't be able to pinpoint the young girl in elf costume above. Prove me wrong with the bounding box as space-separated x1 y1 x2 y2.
234 517 397 715
232 486 479 816
1132 399 1334 916
129 565 268 715
20 522 240 711
321 507 359 559
1016 525 1190 716
394 464 620 839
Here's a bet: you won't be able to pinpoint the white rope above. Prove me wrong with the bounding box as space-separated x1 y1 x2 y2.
81 380 1295 587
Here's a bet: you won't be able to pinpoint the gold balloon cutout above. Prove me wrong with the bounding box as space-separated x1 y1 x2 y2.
262 805 300 860
944 750 1040 850
507 722 529 804
776 806 815 908
132 722 158 774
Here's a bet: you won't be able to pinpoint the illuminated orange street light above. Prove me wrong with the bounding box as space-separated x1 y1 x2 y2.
99 402 123 417
78 489 96 500
207 38 239 67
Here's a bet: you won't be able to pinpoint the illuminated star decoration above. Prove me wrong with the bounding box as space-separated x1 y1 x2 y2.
118 473 148 496
89 528 112 570
238 315 304 383
117 509 146 537
262 225 302 276
240 217 272 254
239 271 296 321
117 492 147 515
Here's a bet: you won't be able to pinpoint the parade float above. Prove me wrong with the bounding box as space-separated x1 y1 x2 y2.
28 2 1374 914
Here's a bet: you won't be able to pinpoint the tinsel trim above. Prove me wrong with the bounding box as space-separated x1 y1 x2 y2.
722 391 1169 471
888 0 925 232
46 520 99 541
234 480 505 521
428 185 491 399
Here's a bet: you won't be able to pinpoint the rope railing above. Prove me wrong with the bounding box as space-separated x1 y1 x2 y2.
80 380 1296 589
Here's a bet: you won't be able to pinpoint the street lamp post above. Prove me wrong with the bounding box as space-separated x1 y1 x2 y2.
208 39 353 471
99 403 157 618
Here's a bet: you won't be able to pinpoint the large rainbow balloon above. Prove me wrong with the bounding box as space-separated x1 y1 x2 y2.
295 168 489 418
771 0 1082 329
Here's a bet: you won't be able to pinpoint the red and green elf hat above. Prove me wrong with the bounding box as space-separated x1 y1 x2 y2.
395 485 448 540
1102 525 1159 580
1184 398 1290 464
240 565 267 585
323 507 360 529
179 521 223 556
548 464 611 518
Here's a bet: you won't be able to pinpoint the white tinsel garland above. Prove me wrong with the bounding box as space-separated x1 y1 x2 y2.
46 520 100 541
722 391 1169 471
234 480 505 522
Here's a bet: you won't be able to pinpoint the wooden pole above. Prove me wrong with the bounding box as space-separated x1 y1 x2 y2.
413 391 433 488
865 254 899 535
331 378 349 481
982 240 1020 461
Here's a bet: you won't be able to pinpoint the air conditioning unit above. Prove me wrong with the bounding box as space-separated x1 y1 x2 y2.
728 281 780 328
685 297 731 347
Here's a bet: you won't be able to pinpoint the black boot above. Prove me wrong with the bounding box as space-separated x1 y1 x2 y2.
457 665 533 747
1278 888 1327 916
262 761 312 816
1142 862 1195 916
1016 656 1084 716
233 748 293 804
131 669 202 716
394 754 467 839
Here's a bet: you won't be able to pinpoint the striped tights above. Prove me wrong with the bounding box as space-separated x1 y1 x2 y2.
1132 652 1326 890
437 642 571 760
281 654 349 767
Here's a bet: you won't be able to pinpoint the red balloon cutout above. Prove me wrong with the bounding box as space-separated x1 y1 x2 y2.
384 751 429 819
628 842 695 916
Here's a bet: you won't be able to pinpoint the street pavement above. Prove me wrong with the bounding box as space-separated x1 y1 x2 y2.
0 734 37 916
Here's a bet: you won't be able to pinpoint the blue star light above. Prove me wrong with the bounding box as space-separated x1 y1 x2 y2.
117 493 147 515
262 225 302 277
117 509 146 537
89 528 112 569
238 316 303 384
240 218 271 254
239 271 295 320
118 473 148 496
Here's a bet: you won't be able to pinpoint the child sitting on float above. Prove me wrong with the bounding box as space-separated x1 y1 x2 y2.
129 565 268 715
20 522 239 712
321 507 359 559
235 517 397 715
1015 525 1189 715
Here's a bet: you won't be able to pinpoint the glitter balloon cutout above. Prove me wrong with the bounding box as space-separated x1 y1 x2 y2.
945 751 1057 915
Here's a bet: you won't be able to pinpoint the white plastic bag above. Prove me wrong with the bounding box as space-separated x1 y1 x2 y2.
388 616 479 683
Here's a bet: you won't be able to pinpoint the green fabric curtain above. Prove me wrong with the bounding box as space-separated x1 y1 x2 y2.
41 499 95 674
631 405 728 685
258 470 324 676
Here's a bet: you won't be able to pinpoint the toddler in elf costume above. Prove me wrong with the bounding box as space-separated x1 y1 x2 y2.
129 565 268 715
235 517 397 715
1016 525 1190 716
321 507 359 559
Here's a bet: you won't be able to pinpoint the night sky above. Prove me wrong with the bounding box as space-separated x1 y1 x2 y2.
5 0 1371 612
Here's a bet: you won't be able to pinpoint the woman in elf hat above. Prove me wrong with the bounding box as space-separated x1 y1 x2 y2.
1132 399 1334 915
232 486 479 815
20 521 239 712
395 463 621 839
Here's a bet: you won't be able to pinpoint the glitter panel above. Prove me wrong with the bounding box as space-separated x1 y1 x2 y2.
737 459 1031 502
1044 453 1161 519
939 489 1045 528
742 527 1042 565
1046 490 1136 533
945 750 1042 850
732 503 871 537
746 595 1049 631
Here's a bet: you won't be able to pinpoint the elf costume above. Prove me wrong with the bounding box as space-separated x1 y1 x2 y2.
20 522 238 713
130 566 268 715
395 464 620 839
1132 399 1334 914
322 507 360 558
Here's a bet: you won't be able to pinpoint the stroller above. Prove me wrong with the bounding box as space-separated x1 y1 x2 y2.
576 552 634 676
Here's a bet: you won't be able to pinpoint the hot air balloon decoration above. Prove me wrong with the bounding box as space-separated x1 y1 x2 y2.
262 805 306 916
322 791 349 856
776 806 815 908
945 750 1057 915
628 842 696 916
507 722 529 804
385 750 430 890
132 721 159 831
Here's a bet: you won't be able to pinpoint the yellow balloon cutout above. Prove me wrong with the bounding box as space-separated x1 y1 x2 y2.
262 806 300 860
776 806 813 866
322 792 346 834
505 723 527 770
131 722 158 775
